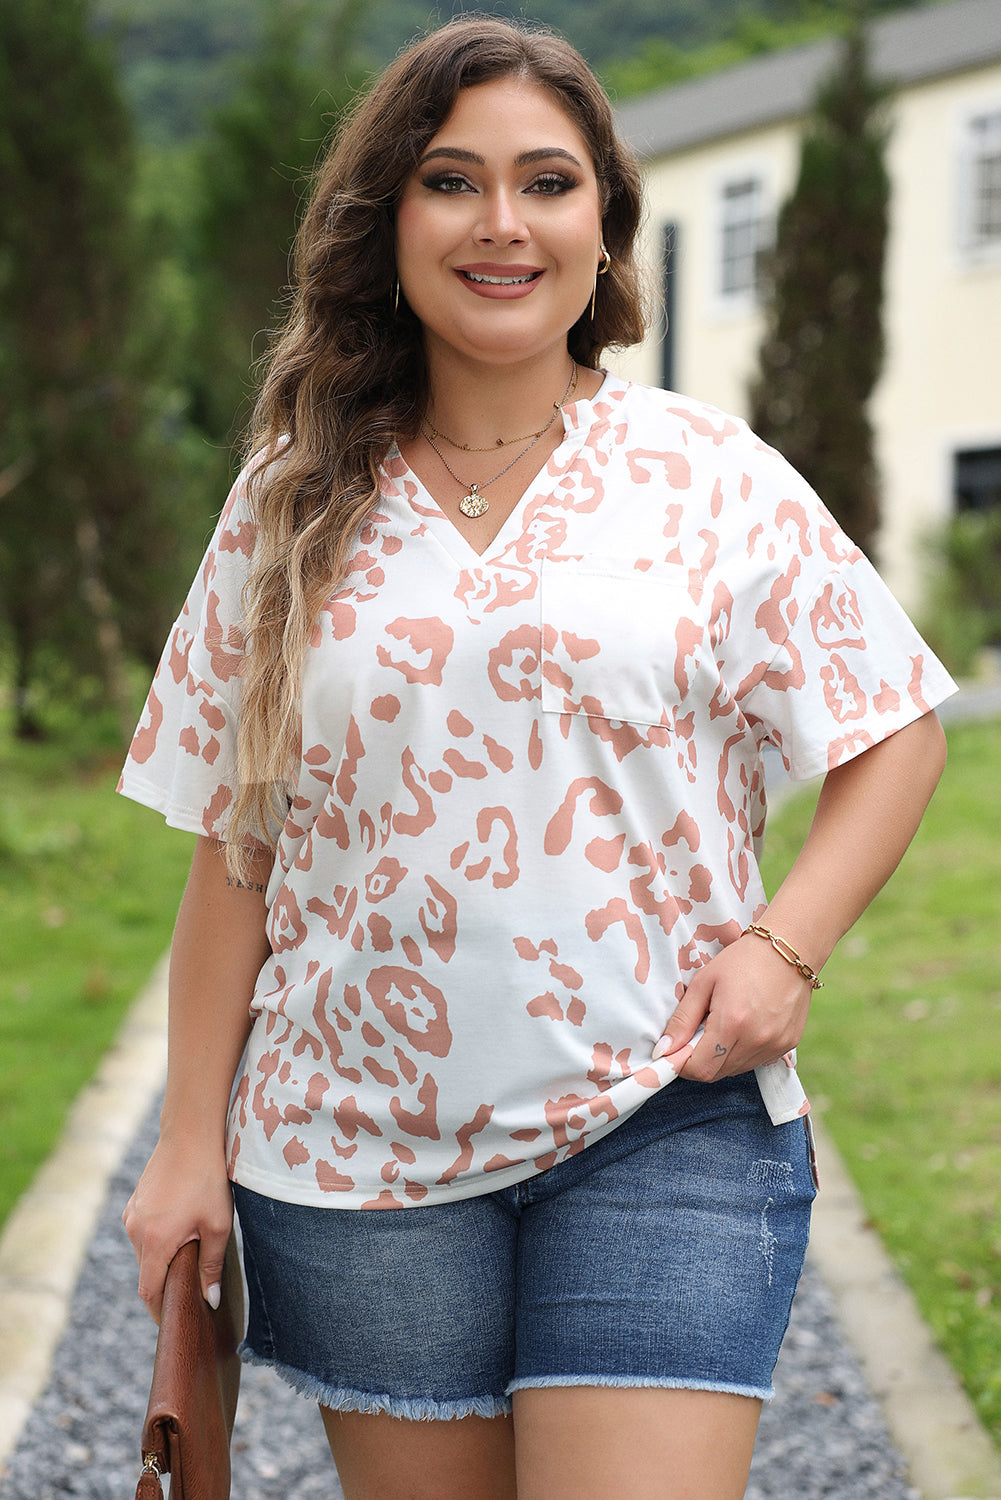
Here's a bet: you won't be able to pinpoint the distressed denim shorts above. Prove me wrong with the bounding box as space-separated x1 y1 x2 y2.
233 1072 816 1421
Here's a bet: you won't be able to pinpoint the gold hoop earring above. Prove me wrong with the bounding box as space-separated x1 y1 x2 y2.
393 279 400 315
590 247 611 320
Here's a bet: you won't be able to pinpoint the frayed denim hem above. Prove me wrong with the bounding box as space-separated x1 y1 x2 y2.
506 1374 774 1403
239 1343 511 1421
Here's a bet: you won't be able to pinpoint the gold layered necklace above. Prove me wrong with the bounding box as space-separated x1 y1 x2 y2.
421 364 578 519
424 410 558 453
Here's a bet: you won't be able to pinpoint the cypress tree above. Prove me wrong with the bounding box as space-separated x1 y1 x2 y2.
186 0 362 450
0 0 192 739
749 20 889 559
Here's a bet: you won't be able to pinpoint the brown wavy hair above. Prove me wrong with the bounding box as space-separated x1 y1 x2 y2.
228 14 648 872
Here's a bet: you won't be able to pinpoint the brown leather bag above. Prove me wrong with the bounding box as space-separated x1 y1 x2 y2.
135 1233 243 1500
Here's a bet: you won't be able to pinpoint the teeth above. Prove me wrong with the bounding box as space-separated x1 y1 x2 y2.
465 272 535 285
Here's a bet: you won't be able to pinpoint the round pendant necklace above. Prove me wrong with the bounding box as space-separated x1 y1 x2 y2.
421 364 578 519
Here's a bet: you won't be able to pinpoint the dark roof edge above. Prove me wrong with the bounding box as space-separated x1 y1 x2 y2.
614 0 1001 158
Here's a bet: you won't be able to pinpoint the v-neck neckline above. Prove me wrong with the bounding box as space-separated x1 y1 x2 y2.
382 372 616 568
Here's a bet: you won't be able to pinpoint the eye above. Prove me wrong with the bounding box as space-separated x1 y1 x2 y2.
527 172 578 196
421 170 474 194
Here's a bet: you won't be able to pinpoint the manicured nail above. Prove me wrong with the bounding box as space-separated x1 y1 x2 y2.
206 1283 221 1310
652 1035 674 1060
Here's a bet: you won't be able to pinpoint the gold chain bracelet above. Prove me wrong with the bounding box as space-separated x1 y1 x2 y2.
743 923 824 990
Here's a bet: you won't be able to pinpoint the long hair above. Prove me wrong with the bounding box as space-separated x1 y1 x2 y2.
228 15 648 873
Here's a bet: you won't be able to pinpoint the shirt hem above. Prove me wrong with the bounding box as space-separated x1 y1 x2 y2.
227 1053 806 1209
782 674 958 783
228 1072 683 1209
117 771 219 837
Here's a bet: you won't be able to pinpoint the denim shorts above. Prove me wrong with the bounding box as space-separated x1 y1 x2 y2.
233 1072 816 1421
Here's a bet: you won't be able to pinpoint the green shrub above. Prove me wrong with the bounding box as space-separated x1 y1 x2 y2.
921 508 1001 676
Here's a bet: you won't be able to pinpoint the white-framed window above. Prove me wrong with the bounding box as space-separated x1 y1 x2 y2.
717 175 772 303
959 109 1001 258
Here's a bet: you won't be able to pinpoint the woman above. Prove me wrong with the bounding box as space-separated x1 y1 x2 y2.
121 17 954 1500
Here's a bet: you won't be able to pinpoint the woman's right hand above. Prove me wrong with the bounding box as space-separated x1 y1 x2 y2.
122 1135 234 1324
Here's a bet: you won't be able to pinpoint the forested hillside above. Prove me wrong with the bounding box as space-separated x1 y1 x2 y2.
94 0 927 142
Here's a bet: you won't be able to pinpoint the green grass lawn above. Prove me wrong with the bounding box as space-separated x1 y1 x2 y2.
0 717 194 1227
760 715 1001 1448
1 705 999 1447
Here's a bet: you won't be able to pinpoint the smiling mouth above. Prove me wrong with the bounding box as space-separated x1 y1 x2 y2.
461 270 541 286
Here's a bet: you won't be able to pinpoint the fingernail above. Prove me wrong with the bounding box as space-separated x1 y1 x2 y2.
206 1283 221 1310
652 1035 674 1060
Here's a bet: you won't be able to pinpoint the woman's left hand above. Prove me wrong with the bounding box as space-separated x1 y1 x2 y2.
652 933 814 1081
653 711 950 1082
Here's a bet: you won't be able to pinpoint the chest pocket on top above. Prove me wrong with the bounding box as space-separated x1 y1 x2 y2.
540 558 712 728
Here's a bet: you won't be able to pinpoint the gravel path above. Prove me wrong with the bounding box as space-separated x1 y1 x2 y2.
1 1100 919 1500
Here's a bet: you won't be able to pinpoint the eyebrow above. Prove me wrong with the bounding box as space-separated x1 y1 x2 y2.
419 146 586 170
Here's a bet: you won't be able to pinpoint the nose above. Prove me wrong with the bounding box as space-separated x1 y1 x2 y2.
474 186 529 246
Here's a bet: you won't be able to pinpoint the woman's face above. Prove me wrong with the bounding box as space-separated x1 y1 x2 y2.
395 76 604 371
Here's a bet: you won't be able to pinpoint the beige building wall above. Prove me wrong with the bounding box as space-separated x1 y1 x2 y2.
874 64 1001 607
611 50 1001 614
611 125 798 414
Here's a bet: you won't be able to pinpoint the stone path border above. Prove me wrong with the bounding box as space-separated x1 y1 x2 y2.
0 956 169 1469
2 953 1000 1499
807 1119 1001 1500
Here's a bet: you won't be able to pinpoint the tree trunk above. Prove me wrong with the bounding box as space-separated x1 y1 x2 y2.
9 606 45 741
75 513 135 747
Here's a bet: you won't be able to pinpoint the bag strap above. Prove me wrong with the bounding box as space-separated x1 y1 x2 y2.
134 1453 164 1499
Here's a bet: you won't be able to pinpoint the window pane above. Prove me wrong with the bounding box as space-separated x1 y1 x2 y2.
965 112 1001 250
955 447 1001 512
719 177 770 298
975 151 1001 240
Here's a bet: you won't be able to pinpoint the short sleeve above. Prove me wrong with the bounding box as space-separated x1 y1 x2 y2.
117 465 258 835
695 427 958 781
738 549 956 781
